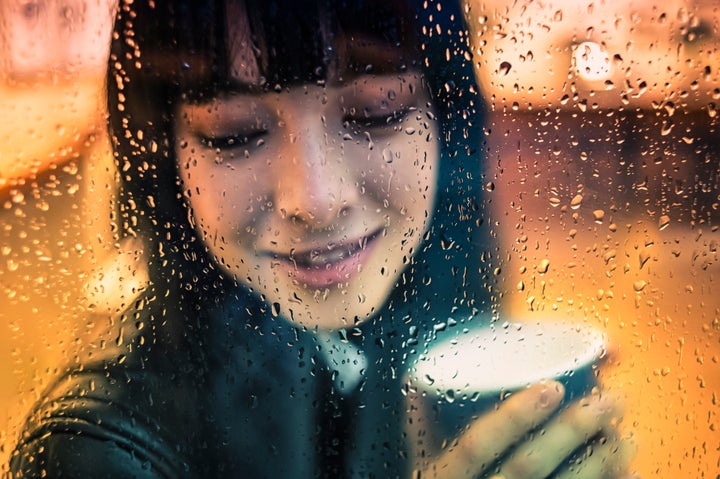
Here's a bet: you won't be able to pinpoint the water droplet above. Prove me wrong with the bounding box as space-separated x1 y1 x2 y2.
6 259 19 272
659 215 670 230
661 120 674 136
537 259 550 274
633 280 647 292
570 194 583 209
604 250 617 264
440 233 455 250
593 209 605 223
382 148 394 163
363 131 374 150
499 61 512 76
707 102 717 118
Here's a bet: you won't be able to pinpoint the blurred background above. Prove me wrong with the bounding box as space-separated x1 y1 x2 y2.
466 0 720 475
0 0 718 476
0 0 138 467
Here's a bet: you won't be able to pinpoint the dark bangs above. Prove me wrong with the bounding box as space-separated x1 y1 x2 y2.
168 0 421 101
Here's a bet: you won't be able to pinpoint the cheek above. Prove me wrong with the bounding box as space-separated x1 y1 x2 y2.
356 136 437 201
180 160 261 235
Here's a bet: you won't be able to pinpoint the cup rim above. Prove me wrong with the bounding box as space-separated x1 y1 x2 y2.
409 320 607 396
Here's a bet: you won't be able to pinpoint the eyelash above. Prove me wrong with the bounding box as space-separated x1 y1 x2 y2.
345 107 410 128
197 129 267 149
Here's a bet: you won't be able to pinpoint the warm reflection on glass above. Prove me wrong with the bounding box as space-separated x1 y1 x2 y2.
0 0 717 477
465 0 719 476
0 0 117 469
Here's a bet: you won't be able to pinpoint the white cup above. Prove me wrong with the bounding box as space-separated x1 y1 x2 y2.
406 320 607 455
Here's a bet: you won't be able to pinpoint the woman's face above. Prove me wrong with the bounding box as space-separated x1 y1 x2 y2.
174 72 439 329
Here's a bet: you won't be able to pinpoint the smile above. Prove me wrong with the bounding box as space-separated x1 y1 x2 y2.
272 230 382 288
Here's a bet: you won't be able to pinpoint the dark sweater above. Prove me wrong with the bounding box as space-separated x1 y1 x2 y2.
10 285 412 478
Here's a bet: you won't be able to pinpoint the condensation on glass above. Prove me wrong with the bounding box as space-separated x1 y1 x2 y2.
0 0 119 465
0 0 717 477
464 0 719 476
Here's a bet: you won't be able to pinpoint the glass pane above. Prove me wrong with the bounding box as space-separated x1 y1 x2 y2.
1 1 717 477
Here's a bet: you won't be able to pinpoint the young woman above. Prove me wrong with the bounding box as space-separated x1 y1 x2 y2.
10 0 634 477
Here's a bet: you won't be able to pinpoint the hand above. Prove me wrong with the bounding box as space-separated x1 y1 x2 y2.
408 381 636 479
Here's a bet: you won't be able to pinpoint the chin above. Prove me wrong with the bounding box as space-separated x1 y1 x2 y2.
283 286 385 331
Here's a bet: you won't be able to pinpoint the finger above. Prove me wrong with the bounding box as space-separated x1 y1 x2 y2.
407 387 445 466
499 392 625 479
553 433 637 479
422 381 565 479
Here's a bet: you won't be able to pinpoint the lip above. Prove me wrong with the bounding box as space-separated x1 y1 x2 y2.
270 229 382 289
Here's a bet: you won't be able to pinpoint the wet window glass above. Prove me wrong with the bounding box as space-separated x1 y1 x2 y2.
1 1 717 477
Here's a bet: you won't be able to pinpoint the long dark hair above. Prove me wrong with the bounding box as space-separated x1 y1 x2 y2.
108 0 494 345
105 1 494 476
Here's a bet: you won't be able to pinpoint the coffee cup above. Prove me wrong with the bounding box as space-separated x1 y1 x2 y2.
405 320 607 455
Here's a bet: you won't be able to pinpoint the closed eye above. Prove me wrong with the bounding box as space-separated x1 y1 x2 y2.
346 107 410 129
198 129 267 149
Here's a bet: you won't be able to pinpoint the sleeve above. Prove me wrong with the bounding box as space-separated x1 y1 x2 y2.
10 432 166 479
9 367 190 479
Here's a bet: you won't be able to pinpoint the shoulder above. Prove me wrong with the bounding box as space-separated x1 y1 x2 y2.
10 284 196 479
10 430 175 478
10 361 189 479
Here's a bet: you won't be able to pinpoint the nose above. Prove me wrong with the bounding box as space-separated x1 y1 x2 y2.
274 115 354 228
